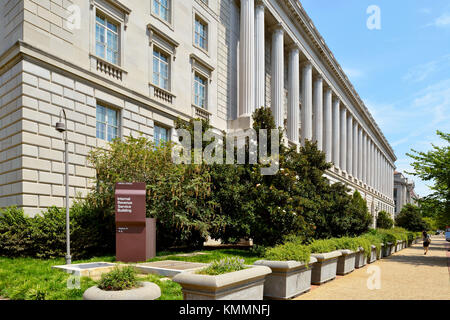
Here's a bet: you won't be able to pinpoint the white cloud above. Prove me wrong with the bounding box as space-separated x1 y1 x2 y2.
425 12 450 28
403 55 450 83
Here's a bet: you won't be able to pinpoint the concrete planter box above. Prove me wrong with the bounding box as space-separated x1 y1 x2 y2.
310 251 342 285
367 245 378 264
377 244 384 260
172 266 271 300
355 248 367 269
337 250 356 275
254 257 317 300
403 240 407 249
396 240 402 252
382 243 392 257
83 282 161 300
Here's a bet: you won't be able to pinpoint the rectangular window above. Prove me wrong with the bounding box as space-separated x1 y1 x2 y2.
95 12 119 65
153 48 170 90
152 0 170 22
154 125 170 147
96 104 119 142
194 73 207 109
194 18 208 51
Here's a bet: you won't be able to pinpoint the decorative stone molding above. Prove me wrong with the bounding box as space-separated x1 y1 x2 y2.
147 24 180 60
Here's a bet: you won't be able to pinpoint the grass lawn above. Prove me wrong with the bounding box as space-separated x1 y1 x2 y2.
0 248 261 300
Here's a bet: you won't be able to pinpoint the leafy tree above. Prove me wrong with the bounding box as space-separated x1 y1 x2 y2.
88 135 215 249
395 204 429 232
407 131 450 229
376 211 394 229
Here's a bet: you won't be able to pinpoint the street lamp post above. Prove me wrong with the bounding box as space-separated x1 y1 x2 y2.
55 109 71 265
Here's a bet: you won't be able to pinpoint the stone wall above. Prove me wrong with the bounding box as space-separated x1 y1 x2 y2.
1 59 159 216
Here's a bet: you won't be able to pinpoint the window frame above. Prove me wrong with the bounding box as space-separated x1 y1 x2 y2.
154 124 171 147
194 16 208 51
193 72 208 110
96 103 120 142
192 11 210 55
152 46 171 91
95 11 120 65
151 0 173 27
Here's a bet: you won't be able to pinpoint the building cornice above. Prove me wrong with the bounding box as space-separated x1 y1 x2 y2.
279 0 396 162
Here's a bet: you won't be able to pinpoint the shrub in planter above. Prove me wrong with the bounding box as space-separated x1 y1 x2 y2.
255 242 316 299
83 267 161 300
308 239 342 285
360 233 383 263
173 257 271 300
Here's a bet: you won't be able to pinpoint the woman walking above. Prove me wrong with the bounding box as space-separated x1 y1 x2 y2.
422 231 431 255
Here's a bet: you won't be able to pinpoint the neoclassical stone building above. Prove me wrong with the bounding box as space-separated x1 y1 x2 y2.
0 0 396 218
394 171 418 216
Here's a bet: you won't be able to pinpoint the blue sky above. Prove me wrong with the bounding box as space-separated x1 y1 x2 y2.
300 0 450 197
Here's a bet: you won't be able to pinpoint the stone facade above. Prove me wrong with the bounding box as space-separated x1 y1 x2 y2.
394 171 418 216
0 0 396 217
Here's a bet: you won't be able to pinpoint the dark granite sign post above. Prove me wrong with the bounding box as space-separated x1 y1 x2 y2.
115 182 156 262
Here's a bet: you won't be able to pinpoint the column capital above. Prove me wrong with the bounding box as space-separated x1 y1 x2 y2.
269 23 284 34
255 0 266 9
300 59 312 69
287 44 300 53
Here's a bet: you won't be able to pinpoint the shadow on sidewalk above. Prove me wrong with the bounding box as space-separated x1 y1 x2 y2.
382 240 449 268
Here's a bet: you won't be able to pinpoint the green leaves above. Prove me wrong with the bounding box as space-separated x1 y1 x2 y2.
97 266 138 291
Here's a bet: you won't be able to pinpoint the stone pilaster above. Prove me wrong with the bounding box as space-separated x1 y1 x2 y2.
332 98 340 168
271 25 284 129
255 1 265 110
323 88 333 162
352 120 358 179
301 62 313 145
287 47 300 143
358 126 363 181
313 76 323 150
239 0 255 118
346 113 353 176
340 106 347 173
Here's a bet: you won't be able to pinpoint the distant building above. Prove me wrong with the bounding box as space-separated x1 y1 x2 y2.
394 171 418 216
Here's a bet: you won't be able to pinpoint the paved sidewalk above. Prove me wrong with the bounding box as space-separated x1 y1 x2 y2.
295 236 450 300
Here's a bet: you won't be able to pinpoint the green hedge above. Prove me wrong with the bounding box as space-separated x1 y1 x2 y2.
262 228 416 262
264 242 311 265
0 203 115 260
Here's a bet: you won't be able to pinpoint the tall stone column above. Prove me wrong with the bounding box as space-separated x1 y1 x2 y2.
332 98 340 168
377 150 381 193
358 126 363 180
365 134 369 186
362 132 367 184
370 141 374 189
287 47 300 143
347 113 353 176
323 88 333 162
239 0 255 118
255 1 265 110
352 121 358 178
340 106 347 172
313 76 323 150
301 62 313 145
271 25 284 129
